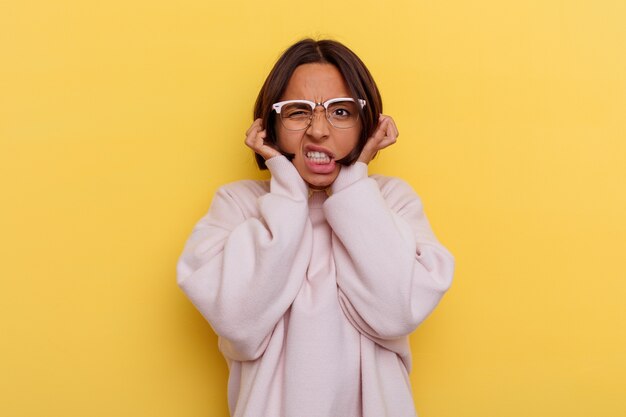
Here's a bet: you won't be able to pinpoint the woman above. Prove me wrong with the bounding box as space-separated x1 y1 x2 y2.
177 38 455 417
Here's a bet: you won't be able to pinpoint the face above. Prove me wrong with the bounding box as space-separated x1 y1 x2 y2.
275 63 361 190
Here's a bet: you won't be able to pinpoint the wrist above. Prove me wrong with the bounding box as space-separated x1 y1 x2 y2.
331 162 368 194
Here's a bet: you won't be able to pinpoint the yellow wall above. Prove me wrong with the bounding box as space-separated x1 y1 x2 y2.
1 1 624 416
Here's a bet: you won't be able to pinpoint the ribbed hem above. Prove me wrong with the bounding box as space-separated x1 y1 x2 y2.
308 188 329 207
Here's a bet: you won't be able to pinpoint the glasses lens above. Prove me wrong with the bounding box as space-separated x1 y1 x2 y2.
281 102 312 130
327 100 360 129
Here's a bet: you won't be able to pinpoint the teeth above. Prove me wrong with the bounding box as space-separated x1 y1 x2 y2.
307 151 328 158
306 151 331 163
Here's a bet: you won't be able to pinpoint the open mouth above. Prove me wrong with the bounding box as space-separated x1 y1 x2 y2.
303 146 336 174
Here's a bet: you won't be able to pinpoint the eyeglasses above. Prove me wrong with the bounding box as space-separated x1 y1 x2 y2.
272 97 367 131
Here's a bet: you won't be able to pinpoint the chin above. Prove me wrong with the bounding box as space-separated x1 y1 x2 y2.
304 174 337 190
307 182 331 190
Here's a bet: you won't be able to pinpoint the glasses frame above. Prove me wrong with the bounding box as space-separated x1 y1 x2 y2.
272 97 367 131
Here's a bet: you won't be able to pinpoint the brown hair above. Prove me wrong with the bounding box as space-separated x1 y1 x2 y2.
253 38 383 169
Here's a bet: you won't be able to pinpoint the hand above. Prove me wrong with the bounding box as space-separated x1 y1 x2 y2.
245 118 281 160
357 114 399 164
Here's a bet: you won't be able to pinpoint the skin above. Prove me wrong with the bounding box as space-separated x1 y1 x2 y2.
245 63 399 189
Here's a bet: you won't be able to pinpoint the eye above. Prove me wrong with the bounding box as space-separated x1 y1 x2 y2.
287 110 310 118
282 103 312 119
331 108 351 118
328 101 357 120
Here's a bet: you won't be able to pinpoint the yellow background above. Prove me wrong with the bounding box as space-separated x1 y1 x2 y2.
1 0 625 416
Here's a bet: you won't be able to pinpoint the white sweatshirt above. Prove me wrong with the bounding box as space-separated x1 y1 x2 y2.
177 156 455 417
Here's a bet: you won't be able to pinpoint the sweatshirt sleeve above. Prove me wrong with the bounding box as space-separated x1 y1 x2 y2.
324 163 455 342
176 156 311 362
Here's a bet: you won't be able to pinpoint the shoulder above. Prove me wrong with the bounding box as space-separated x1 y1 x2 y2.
218 179 269 200
211 179 269 218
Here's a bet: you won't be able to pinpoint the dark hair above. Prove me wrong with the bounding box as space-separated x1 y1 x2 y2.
253 38 383 169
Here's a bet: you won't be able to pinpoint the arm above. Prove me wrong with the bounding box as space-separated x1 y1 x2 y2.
324 163 455 341
176 156 310 361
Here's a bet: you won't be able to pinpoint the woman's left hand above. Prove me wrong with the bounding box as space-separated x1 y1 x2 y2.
357 114 399 164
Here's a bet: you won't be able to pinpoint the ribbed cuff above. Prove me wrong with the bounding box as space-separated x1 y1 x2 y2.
265 155 308 200
330 162 368 194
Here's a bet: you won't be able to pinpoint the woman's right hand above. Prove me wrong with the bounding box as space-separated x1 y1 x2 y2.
245 118 281 160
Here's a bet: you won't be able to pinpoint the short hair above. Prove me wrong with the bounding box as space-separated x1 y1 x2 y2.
253 38 383 169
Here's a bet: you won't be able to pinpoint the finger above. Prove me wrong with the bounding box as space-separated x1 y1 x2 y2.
385 121 397 142
378 116 398 144
378 114 397 135
385 116 399 139
369 116 397 151
377 119 395 146
254 130 267 148
245 118 263 137
245 127 266 151
370 116 390 142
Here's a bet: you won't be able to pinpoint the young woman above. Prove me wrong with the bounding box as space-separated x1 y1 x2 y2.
177 38 455 417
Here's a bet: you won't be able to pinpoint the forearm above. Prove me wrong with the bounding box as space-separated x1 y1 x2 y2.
325 165 455 339
177 156 311 360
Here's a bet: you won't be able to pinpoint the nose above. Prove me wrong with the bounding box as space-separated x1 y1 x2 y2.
305 107 330 141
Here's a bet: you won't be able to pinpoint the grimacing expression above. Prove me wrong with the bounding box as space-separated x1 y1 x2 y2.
276 63 361 190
